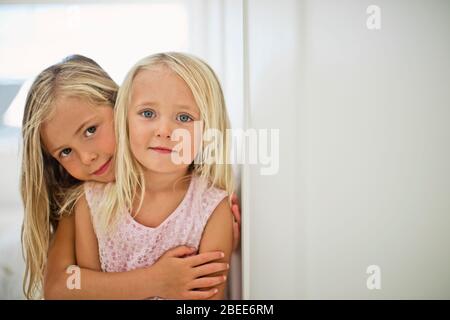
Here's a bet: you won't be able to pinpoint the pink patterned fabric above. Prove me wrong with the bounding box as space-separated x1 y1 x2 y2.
84 175 228 276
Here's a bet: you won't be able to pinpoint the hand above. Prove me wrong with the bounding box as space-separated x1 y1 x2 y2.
230 193 241 251
151 246 229 299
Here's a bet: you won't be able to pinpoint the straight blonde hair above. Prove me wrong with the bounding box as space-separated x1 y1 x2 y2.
96 52 234 234
20 55 118 299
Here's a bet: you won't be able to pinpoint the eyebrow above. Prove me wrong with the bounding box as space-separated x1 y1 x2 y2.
135 101 199 115
135 101 194 110
50 115 96 155
134 101 158 109
176 104 198 113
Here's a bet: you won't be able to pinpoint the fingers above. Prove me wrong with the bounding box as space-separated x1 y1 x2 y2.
164 245 196 258
231 192 239 205
184 288 219 300
193 262 229 278
230 194 241 252
232 221 240 251
231 204 241 225
186 251 224 267
188 275 227 290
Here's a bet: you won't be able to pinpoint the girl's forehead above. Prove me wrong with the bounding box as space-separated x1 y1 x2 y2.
48 97 97 121
133 66 179 88
130 68 198 109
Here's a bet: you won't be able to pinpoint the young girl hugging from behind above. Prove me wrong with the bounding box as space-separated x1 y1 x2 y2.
21 55 239 299
75 52 235 299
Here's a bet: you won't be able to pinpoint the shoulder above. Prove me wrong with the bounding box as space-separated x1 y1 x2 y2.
73 192 95 240
74 186 102 235
192 176 229 223
202 190 233 238
74 192 90 220
208 196 233 229
83 181 110 214
193 176 228 206
84 181 108 199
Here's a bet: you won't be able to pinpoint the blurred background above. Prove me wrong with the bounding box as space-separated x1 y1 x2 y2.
1 0 450 299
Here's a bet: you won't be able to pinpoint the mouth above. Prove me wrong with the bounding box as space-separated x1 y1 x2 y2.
92 157 112 176
149 146 174 154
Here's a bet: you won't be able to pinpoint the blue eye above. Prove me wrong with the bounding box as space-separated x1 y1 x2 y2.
177 113 193 123
141 110 155 118
60 148 72 158
85 126 96 137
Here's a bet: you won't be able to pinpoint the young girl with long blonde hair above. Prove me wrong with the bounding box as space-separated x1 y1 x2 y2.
21 55 241 299
75 52 234 299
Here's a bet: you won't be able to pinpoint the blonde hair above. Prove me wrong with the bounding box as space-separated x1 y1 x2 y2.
96 52 234 233
20 54 118 299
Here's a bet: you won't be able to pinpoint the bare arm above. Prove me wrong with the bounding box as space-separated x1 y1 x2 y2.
74 194 101 271
44 212 161 299
198 197 234 300
44 202 229 299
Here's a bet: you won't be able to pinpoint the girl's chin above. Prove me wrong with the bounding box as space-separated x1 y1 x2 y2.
142 164 190 175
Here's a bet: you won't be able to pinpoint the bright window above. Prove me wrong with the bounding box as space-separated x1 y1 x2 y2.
0 1 190 128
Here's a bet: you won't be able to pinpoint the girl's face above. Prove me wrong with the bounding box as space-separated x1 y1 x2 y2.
128 66 201 175
40 96 116 183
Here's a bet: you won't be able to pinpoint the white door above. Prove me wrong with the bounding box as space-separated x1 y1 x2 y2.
242 0 450 299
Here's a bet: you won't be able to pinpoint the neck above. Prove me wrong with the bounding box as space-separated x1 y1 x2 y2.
142 169 190 194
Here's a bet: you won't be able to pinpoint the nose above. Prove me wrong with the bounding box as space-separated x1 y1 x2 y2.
155 118 173 139
80 150 98 165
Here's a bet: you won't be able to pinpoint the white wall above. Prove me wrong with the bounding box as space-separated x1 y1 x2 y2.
243 0 450 299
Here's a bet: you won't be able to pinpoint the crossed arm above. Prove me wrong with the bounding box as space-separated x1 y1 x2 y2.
45 212 160 299
44 194 238 299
